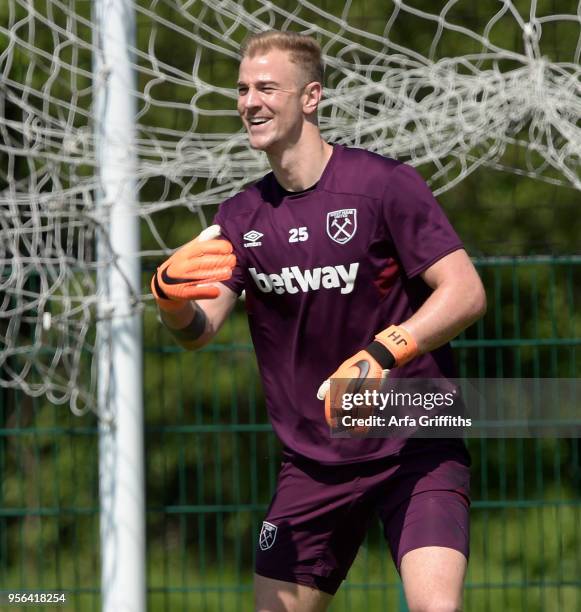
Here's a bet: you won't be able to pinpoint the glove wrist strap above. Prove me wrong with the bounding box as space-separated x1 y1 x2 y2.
365 341 396 370
373 325 418 367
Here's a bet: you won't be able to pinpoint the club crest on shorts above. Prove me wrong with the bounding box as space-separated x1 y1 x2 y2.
259 521 278 551
327 209 357 244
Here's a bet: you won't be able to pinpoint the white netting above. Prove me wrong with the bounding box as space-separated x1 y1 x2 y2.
1 0 580 413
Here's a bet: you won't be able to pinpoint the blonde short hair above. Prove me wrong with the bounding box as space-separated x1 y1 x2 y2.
240 31 324 85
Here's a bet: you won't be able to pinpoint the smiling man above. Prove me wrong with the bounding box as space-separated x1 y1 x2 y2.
152 31 486 612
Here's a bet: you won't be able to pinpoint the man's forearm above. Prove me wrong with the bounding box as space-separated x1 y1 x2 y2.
400 281 486 354
156 283 238 350
158 300 210 349
395 249 487 354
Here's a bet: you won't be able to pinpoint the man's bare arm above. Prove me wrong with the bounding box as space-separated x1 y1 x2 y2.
158 283 238 350
400 249 487 353
317 249 486 409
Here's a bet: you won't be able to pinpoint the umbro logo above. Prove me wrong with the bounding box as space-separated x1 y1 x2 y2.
243 230 263 248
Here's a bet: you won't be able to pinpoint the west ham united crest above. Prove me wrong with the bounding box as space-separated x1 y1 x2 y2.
259 521 278 551
327 209 357 244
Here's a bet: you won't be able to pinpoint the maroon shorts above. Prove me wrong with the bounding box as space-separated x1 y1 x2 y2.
255 439 470 595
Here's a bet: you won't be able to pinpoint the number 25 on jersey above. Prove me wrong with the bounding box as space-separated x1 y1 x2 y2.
289 227 308 243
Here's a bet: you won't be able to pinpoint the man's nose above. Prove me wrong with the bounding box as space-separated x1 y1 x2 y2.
243 87 260 110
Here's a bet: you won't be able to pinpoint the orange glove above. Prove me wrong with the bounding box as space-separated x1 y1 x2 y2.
317 349 389 430
317 325 418 429
151 225 236 312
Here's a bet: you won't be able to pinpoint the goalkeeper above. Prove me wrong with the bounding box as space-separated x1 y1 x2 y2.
153 30 486 612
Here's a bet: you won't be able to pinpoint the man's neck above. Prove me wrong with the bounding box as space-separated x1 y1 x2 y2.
267 131 334 192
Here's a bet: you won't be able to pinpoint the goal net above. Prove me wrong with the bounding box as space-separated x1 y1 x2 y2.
1 0 580 414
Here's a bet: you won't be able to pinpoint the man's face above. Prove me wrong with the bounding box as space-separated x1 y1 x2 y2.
237 49 307 153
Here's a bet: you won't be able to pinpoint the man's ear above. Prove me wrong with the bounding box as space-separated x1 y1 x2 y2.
302 81 323 115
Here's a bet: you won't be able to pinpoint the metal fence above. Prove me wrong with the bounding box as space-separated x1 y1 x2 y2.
1 256 579 611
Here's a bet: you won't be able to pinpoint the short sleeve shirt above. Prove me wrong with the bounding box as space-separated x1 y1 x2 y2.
213 145 463 464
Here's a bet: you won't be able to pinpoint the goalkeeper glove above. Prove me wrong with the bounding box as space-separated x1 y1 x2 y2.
151 224 236 312
316 325 418 429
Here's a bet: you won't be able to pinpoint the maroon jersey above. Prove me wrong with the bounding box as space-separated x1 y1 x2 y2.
213 144 463 464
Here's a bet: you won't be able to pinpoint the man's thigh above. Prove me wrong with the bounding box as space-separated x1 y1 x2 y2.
376 441 471 571
381 488 470 571
400 546 467 612
377 442 471 611
254 574 333 612
255 457 374 598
